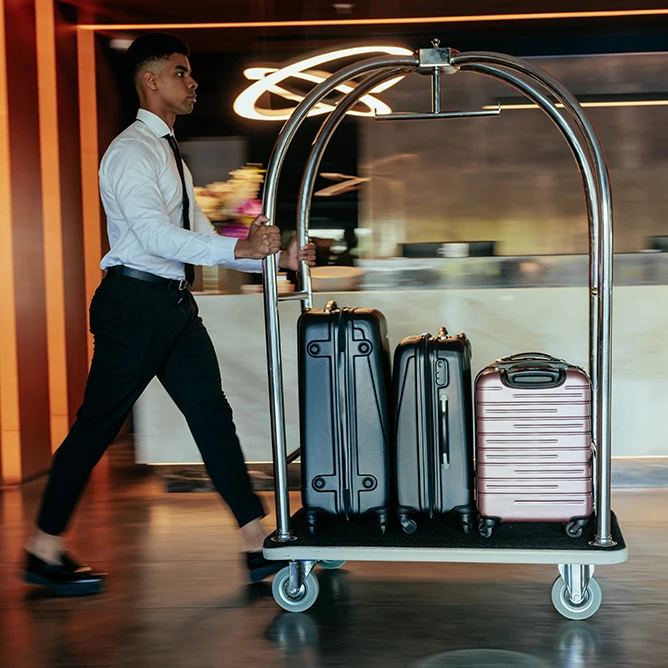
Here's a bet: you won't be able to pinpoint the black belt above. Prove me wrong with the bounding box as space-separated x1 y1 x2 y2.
106 265 189 291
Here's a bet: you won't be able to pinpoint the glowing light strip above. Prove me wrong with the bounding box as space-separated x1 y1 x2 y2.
242 67 396 117
485 100 668 110
36 0 69 453
233 46 412 121
77 8 668 31
0 0 21 485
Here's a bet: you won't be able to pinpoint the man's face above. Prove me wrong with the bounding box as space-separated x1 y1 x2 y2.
150 53 198 115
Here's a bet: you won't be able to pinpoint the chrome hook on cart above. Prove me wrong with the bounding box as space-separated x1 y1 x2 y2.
259 40 627 618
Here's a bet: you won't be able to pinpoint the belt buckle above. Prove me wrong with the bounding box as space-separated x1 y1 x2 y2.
178 279 188 291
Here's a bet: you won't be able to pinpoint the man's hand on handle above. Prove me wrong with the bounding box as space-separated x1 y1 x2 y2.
234 215 317 270
279 235 316 271
234 215 281 259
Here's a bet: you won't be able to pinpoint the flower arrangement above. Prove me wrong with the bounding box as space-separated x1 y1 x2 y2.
193 163 265 238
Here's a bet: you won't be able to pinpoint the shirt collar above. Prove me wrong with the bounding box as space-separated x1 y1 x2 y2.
136 109 173 139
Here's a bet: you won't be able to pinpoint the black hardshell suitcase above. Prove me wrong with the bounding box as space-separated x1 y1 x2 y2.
298 300 392 534
393 328 475 534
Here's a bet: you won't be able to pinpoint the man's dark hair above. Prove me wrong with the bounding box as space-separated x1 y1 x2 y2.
127 33 190 79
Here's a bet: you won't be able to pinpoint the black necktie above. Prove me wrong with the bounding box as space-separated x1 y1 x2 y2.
163 133 195 286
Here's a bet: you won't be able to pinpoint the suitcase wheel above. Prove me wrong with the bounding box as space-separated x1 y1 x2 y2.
564 518 588 539
453 507 475 535
399 516 418 535
478 517 497 538
305 509 324 535
370 508 389 534
460 515 473 535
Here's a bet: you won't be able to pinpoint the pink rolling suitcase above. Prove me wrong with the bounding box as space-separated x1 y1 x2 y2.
475 352 593 538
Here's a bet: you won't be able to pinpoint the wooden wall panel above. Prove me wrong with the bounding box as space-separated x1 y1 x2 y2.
0 0 20 486
4 0 51 480
36 0 68 452
55 4 88 424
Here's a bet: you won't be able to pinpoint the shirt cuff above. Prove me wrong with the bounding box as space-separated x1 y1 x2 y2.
210 237 264 273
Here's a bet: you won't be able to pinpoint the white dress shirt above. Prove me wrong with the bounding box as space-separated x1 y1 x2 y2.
99 108 263 279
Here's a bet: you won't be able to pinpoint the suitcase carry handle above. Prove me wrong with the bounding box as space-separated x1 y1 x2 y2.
438 392 450 469
502 368 566 388
324 300 339 313
495 351 569 372
497 351 565 363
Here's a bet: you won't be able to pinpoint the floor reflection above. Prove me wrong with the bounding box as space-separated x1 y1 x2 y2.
1 444 666 667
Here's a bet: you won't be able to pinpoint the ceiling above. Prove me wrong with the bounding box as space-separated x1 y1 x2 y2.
59 0 668 57
61 0 668 27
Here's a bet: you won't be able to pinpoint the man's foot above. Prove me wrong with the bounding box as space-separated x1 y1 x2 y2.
245 551 288 584
23 551 105 596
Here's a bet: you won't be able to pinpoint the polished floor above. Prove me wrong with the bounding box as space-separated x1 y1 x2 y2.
1 443 665 668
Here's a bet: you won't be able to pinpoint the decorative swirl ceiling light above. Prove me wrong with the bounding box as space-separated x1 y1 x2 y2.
233 45 413 121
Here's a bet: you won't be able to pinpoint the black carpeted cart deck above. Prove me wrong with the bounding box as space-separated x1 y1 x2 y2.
264 510 627 565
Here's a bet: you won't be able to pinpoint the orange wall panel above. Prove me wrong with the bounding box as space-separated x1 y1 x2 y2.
55 4 87 424
0 0 20 485
5 0 51 480
76 27 101 363
35 0 69 452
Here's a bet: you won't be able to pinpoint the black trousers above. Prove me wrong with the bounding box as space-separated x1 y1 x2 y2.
37 271 265 535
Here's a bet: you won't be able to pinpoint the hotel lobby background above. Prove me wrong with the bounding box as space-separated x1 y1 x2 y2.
1 5 667 664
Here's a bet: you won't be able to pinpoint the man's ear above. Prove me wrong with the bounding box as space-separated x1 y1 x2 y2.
143 70 157 91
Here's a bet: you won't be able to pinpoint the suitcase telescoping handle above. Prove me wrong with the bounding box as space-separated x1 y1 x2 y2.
438 392 450 470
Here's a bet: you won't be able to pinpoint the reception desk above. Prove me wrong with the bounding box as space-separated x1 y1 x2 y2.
134 279 668 466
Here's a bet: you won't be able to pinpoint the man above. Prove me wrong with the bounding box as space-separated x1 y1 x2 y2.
23 33 314 595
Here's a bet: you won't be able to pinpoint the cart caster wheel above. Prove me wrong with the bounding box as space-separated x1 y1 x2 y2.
478 517 496 538
272 567 320 613
565 519 587 539
318 559 346 570
400 517 418 534
551 576 602 620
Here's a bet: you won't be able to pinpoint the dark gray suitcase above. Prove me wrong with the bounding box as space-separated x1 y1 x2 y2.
298 300 392 534
393 328 475 534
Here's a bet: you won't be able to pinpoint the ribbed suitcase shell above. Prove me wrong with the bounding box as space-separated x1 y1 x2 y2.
477 434 592 464
475 353 593 527
393 330 475 533
298 301 392 533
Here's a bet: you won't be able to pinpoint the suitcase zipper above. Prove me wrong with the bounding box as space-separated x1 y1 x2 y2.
416 335 428 514
439 393 450 471
335 309 353 519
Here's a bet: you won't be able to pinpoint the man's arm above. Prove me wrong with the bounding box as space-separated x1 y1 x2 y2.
191 199 265 273
105 140 276 268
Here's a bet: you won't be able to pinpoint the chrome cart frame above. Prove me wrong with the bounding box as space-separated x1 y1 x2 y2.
260 42 627 620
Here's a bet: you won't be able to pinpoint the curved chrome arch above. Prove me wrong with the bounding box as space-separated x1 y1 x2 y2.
295 66 416 309
261 54 419 541
261 50 614 546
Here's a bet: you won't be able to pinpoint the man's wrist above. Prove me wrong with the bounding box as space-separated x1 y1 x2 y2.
277 250 287 269
234 238 249 259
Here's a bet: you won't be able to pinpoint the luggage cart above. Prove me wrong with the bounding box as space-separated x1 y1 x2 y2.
260 41 628 620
